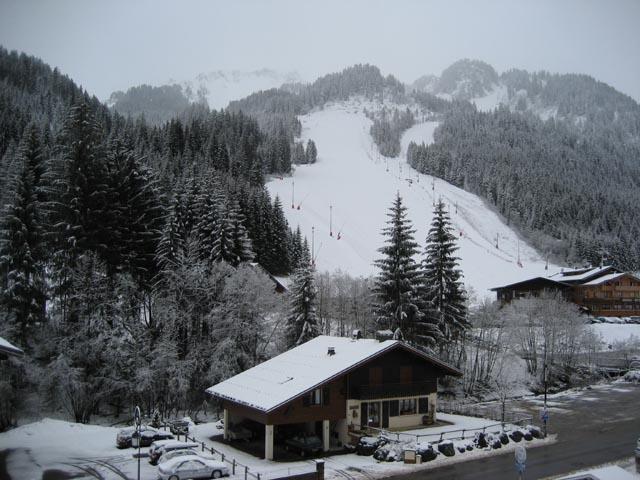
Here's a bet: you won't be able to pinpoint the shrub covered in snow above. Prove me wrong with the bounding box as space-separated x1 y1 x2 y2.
621 370 640 383
373 442 404 462
412 442 438 462
526 425 543 439
437 440 456 457
509 430 523 442
474 431 488 449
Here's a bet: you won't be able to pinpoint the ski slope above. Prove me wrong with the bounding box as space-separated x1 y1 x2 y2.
266 99 559 300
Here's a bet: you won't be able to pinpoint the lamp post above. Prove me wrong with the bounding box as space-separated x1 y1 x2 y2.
134 406 141 480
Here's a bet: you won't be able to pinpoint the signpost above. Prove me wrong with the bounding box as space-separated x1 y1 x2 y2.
515 444 527 479
134 406 141 480
540 406 549 437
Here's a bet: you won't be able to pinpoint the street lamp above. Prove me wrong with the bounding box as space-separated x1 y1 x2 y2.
133 406 141 480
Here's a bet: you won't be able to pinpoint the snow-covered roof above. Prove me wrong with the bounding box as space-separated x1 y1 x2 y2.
0 336 24 357
581 272 638 286
207 335 461 412
548 265 616 282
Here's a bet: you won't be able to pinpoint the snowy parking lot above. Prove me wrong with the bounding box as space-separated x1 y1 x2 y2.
0 413 553 480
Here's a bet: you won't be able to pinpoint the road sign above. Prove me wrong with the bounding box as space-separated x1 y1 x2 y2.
515 444 527 464
540 406 549 423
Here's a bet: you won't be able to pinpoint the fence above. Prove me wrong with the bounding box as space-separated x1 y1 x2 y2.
362 416 534 445
437 400 532 425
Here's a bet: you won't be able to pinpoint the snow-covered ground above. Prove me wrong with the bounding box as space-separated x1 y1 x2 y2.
0 415 551 480
267 99 559 300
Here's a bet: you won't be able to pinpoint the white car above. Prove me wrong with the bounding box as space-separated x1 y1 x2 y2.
157 448 201 465
149 440 200 465
157 456 230 479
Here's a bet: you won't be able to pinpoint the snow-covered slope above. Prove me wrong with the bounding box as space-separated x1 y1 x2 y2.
266 99 559 300
175 68 302 110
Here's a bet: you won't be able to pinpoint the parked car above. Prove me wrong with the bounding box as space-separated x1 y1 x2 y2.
227 423 253 442
284 435 322 457
157 449 201 465
168 419 191 436
157 456 229 480
149 440 200 465
356 436 388 456
116 426 173 448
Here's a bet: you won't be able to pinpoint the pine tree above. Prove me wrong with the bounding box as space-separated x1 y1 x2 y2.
210 204 235 265
373 193 422 341
0 125 46 346
285 265 320 349
227 199 254 265
423 199 468 349
305 139 318 164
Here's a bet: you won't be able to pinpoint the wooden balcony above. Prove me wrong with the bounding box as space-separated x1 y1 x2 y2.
351 381 434 400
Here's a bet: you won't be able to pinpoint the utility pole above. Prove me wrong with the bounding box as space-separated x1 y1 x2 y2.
291 180 295 209
329 205 333 237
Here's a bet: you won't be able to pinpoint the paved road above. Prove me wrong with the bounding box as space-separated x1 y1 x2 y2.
387 383 640 480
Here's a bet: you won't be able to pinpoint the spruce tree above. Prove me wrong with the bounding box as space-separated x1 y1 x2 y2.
285 265 320 349
0 125 46 346
305 140 318 164
423 199 468 348
373 193 422 342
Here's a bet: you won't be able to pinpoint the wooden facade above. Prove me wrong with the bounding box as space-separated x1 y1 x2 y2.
215 341 460 459
492 267 640 317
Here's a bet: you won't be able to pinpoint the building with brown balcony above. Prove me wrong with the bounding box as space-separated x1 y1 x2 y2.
491 265 640 317
206 335 461 460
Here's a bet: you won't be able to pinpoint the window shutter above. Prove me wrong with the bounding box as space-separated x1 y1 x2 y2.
323 386 330 406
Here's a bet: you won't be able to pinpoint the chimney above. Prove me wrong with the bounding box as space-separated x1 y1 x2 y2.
327 346 335 356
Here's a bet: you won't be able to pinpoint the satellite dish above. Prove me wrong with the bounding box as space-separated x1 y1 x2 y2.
515 444 526 464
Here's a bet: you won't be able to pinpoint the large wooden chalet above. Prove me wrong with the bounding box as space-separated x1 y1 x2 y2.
207 335 461 460
491 265 640 317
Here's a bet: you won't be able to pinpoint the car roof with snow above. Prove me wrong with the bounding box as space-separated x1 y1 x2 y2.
156 440 199 450
161 455 222 469
207 335 461 412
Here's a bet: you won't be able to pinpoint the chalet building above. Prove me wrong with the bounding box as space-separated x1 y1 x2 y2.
207 335 461 460
492 266 640 317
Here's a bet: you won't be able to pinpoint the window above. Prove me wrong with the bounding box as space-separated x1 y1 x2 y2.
389 400 399 417
303 387 330 407
418 397 429 414
399 398 416 415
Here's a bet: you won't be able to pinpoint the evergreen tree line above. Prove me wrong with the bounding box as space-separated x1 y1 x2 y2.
0 47 312 428
407 102 640 271
368 107 415 157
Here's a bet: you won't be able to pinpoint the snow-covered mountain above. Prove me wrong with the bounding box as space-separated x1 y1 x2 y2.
411 59 640 129
266 98 559 300
174 68 303 110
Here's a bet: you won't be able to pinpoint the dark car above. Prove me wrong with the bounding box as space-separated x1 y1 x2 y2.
284 435 323 457
116 426 174 448
356 436 388 456
116 426 155 448
169 420 191 436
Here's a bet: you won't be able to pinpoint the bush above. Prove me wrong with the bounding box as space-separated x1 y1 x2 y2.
499 432 510 445
474 432 488 449
509 430 523 442
437 440 456 457
414 443 438 462
526 425 542 439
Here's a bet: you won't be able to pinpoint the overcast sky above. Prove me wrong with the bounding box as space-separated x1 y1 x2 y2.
1 0 639 101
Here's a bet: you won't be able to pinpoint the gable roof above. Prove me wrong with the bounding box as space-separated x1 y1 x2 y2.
206 335 461 413
490 276 570 292
0 336 24 357
548 265 619 283
580 272 640 286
